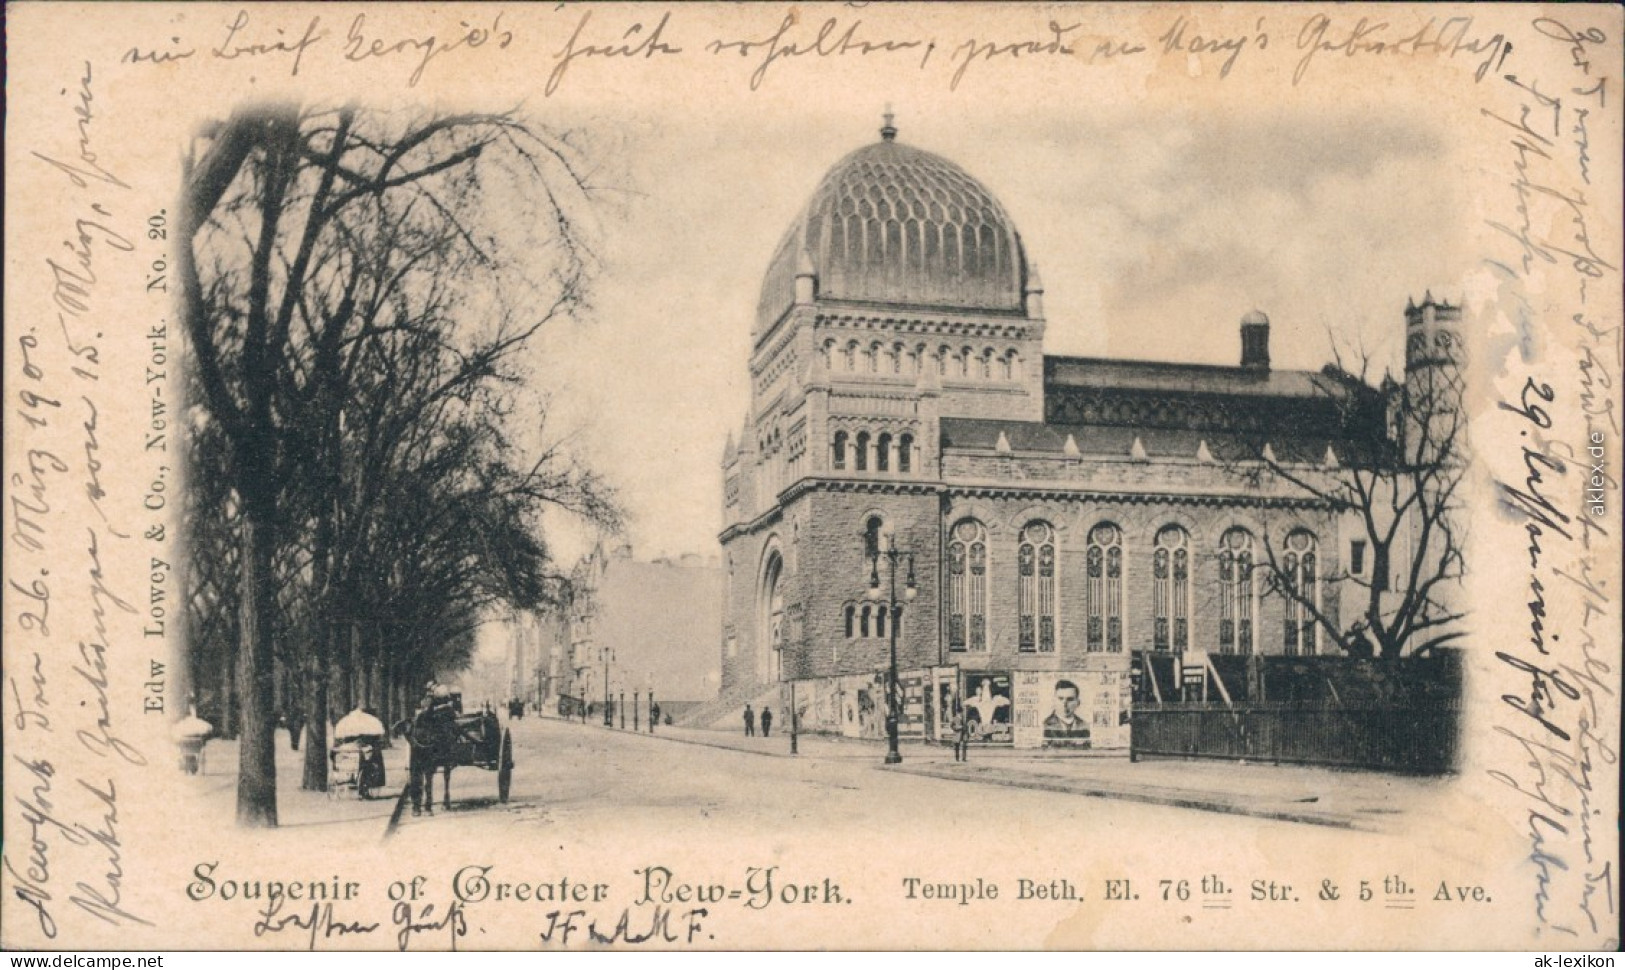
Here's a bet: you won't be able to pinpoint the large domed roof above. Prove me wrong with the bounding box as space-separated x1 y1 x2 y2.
757 123 1028 333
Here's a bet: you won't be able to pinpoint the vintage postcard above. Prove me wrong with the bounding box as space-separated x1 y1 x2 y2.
4 1 1621 952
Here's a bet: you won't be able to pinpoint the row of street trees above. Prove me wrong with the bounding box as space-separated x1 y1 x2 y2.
180 105 618 827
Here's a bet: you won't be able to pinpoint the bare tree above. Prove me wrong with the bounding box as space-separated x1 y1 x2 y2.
1247 342 1467 662
180 104 617 826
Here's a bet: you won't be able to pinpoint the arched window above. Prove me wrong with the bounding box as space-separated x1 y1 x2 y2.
868 342 882 373
938 345 951 376
832 431 848 471
1219 528 1256 654
844 341 857 371
875 600 887 638
844 603 856 638
999 352 1013 380
948 519 988 652
1283 530 1319 655
1086 523 1124 652
958 346 972 378
864 515 884 561
892 342 905 375
1018 522 1058 653
876 433 892 472
1153 526 1191 652
855 431 870 472
980 349 994 379
821 339 835 370
859 603 872 638
899 433 914 473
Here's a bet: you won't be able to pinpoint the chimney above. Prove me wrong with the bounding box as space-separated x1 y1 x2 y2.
1240 310 1270 369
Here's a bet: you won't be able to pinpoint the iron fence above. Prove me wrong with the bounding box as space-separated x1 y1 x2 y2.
1131 702 1461 774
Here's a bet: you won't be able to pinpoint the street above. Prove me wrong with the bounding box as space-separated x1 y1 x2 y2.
170 714 1486 950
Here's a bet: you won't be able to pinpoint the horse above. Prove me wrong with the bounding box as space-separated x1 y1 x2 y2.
400 704 460 815
399 704 502 814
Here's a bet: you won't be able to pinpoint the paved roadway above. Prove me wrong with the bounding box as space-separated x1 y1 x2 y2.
388 714 1287 842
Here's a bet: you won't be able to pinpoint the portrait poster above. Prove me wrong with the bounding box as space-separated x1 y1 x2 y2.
3 0 1622 953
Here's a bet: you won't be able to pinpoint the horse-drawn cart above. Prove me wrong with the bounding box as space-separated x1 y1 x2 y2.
404 702 515 812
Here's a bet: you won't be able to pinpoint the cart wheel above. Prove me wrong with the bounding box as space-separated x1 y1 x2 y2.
498 730 514 804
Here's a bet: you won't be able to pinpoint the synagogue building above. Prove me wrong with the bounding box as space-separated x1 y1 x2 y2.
716 118 1460 751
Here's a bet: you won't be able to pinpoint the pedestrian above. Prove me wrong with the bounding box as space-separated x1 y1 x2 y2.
743 704 756 737
649 701 660 733
953 705 971 762
761 706 773 738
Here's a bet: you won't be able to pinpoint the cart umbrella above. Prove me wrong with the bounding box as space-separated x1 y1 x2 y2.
334 709 386 741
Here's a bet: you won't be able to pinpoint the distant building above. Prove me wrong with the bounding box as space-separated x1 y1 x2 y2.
716 118 1460 751
548 543 723 720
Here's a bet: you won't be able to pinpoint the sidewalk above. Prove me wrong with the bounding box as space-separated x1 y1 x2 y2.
565 717 1449 831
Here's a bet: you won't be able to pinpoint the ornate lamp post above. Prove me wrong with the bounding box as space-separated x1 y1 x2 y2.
867 533 917 765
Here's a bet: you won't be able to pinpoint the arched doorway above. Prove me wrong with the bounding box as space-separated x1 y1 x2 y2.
759 549 784 684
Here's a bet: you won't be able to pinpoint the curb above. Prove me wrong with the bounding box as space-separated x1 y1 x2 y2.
888 763 1363 830
533 719 1366 829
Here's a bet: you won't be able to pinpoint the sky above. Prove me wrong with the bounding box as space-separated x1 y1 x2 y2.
523 101 1470 566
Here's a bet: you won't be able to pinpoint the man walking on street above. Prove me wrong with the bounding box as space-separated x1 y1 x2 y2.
743 704 756 737
952 705 970 762
761 706 773 738
649 701 660 733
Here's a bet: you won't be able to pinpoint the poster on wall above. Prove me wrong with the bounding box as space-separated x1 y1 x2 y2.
961 671 1013 744
900 670 928 739
930 667 960 741
1012 671 1130 750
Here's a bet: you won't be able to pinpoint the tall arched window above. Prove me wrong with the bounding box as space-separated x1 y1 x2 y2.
867 342 881 373
859 603 872 638
844 603 856 638
980 349 994 379
1283 530 1319 655
864 515 884 561
898 433 914 474
876 433 892 472
855 431 870 472
1085 523 1124 652
1018 522 1058 653
832 431 848 471
938 345 951 376
1153 526 1191 652
1219 528 1256 654
821 339 835 370
844 341 857 371
948 519 988 652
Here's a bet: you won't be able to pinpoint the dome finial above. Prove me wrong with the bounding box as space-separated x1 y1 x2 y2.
880 104 897 141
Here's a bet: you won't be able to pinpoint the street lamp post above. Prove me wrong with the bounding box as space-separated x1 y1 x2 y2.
634 689 641 732
867 534 917 765
601 646 614 727
619 690 626 730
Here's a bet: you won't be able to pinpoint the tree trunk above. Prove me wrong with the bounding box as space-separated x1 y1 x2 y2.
301 646 329 790
235 510 279 827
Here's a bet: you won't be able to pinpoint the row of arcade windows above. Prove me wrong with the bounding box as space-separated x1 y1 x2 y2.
823 339 1024 382
832 430 915 474
842 601 904 639
945 521 1321 656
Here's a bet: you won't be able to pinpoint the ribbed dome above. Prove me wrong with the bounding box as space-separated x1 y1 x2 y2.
757 131 1028 333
